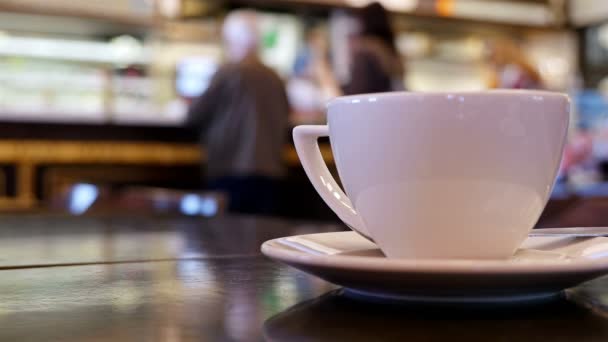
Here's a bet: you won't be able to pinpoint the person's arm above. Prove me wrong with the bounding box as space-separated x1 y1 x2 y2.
186 67 227 133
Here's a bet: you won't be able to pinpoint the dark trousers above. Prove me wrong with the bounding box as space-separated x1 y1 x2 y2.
207 175 282 216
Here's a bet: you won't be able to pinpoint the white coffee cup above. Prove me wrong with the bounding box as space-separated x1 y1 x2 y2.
294 91 570 259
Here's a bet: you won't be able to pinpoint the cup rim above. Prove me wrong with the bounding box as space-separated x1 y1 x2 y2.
326 90 570 109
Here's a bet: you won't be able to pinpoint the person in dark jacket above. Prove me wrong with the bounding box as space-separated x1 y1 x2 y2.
186 10 290 216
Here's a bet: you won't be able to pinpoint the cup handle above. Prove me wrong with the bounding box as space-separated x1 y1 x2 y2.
293 125 372 240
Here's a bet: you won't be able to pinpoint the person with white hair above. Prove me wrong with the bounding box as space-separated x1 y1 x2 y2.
187 10 290 216
222 10 259 62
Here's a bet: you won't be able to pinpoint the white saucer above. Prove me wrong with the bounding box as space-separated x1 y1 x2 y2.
261 231 608 303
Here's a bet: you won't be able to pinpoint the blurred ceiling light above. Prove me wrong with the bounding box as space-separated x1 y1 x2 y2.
345 0 418 12
180 194 200 216
110 35 143 64
379 0 418 12
436 0 454 16
68 184 99 215
199 197 219 217
159 0 182 18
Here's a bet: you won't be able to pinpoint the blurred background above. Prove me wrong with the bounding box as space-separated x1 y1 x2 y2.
0 0 605 225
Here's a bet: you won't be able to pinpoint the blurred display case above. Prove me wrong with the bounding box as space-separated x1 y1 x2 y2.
0 58 106 122
0 1 580 126
0 31 221 125
0 0 593 211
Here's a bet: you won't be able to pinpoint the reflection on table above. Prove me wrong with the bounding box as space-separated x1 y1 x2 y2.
0 214 607 341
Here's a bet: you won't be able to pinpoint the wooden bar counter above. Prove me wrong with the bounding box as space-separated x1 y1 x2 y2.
0 121 334 210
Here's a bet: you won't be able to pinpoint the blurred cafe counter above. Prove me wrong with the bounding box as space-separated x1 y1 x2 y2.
0 120 335 219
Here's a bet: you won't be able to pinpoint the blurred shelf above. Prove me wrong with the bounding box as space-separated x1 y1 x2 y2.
229 0 566 30
0 112 109 125
0 2 159 31
0 112 184 126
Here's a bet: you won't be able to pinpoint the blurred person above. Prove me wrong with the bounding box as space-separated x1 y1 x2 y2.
287 25 328 124
559 126 595 183
486 38 543 89
314 2 405 97
293 25 328 79
186 10 290 216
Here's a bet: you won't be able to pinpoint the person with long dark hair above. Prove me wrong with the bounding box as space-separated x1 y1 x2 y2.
315 2 404 96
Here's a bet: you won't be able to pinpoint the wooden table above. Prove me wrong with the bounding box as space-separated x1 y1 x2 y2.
2 214 608 341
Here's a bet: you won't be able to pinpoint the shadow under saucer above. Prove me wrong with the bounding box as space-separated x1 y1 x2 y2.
263 288 608 341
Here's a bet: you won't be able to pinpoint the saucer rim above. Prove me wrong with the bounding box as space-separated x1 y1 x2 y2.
261 232 608 275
